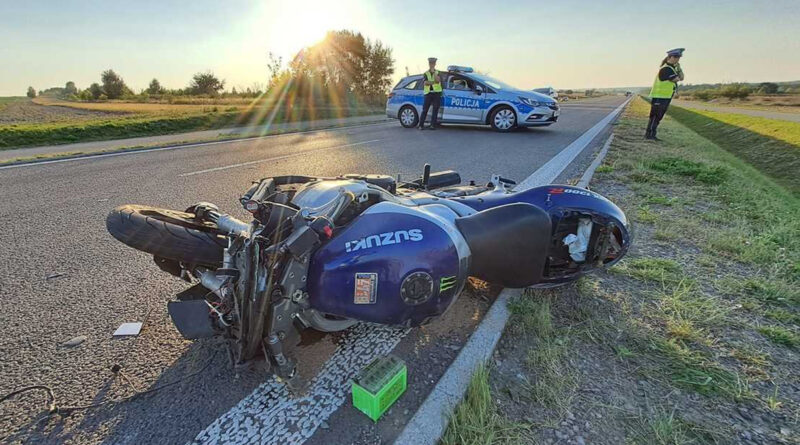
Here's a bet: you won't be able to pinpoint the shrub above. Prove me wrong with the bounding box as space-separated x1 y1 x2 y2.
26 86 36 98
189 71 225 96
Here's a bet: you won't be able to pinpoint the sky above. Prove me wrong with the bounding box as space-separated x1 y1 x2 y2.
2 0 799 96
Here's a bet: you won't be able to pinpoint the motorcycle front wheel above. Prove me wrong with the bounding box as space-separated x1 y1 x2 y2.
106 205 226 266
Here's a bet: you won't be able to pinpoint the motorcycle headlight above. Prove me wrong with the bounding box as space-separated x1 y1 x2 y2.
518 96 544 107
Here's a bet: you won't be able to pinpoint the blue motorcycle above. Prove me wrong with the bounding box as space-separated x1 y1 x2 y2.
106 166 630 381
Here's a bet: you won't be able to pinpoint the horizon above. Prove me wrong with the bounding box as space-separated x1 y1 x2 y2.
2 0 799 96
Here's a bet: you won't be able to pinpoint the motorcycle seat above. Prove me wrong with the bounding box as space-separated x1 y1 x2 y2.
455 203 551 288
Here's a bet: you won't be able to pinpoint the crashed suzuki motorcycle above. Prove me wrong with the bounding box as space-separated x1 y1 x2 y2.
106 166 630 381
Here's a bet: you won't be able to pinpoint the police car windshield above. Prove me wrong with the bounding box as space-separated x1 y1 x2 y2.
469 74 518 91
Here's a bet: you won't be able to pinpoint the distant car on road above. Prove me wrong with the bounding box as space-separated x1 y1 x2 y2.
386 66 559 132
533 87 559 100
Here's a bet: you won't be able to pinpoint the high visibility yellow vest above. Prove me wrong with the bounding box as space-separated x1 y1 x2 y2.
650 64 678 99
424 70 442 94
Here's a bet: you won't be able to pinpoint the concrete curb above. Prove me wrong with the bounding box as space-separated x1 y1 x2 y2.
577 134 614 189
393 99 628 445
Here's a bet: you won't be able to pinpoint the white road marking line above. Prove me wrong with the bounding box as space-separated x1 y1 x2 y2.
0 121 392 171
191 324 408 445
178 139 381 177
516 97 631 190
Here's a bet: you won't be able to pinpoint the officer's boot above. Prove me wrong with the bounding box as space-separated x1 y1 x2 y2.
645 118 655 139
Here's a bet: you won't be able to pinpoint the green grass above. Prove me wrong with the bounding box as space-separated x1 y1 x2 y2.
757 325 800 348
509 295 577 415
0 105 382 149
628 407 719 445
646 157 729 185
612 257 684 285
595 164 614 173
440 365 523 445
668 105 800 195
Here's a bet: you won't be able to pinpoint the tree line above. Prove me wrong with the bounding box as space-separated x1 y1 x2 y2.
28 70 232 101
681 82 800 101
26 29 395 106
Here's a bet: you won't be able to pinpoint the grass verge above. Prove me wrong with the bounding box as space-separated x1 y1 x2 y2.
443 96 798 444
667 104 800 194
0 105 383 149
0 118 390 167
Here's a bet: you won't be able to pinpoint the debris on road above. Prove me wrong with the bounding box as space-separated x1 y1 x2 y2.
352 355 407 422
45 272 67 280
113 322 143 337
62 335 87 347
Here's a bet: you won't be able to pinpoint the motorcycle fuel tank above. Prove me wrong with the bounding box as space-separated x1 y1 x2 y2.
307 201 470 327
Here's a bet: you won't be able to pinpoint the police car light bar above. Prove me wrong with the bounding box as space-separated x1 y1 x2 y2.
447 65 473 73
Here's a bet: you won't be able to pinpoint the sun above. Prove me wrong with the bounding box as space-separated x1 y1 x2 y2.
258 0 353 59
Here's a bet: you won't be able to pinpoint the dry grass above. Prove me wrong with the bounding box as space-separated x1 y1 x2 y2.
32 97 249 115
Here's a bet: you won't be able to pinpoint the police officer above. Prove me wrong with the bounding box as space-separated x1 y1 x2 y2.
419 57 443 130
646 48 685 140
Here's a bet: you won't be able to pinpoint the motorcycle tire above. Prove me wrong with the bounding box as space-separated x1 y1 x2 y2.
106 205 226 266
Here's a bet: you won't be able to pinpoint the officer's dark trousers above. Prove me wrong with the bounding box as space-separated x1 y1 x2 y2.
420 92 442 128
646 98 671 138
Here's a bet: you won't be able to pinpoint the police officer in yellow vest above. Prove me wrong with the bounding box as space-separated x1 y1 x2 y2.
419 57 443 130
646 48 685 140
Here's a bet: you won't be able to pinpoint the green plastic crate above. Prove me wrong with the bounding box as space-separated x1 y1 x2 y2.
352 355 407 422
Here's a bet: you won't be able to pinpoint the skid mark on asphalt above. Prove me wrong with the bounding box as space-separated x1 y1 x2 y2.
178 139 381 177
192 324 408 445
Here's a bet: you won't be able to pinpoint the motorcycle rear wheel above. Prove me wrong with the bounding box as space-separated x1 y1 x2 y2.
106 205 226 266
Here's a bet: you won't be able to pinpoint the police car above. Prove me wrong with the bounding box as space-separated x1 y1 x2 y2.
386 66 559 132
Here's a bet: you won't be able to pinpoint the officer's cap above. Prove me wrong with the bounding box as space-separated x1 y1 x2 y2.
666 48 685 57
428 57 437 63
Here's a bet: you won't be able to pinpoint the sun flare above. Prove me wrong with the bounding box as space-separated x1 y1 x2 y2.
259 0 353 59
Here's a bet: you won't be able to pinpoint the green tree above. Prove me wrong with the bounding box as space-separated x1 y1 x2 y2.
758 82 779 94
147 78 164 95
101 69 128 99
26 86 36 98
298 30 394 100
189 71 225 95
89 82 103 100
65 81 78 96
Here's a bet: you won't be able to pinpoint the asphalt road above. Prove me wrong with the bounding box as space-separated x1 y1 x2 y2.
672 99 800 122
0 95 626 445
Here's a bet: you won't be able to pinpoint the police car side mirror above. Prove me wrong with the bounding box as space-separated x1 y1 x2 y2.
474 85 483 95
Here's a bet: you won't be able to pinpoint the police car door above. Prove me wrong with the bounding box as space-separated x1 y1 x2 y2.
442 74 484 122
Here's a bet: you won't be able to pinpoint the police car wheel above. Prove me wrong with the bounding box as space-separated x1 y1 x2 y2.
399 106 419 128
490 106 517 132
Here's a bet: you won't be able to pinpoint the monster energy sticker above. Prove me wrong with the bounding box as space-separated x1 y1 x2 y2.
354 273 378 304
440 276 457 292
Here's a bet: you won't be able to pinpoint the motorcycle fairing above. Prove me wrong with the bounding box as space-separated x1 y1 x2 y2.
456 185 631 285
307 201 469 327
